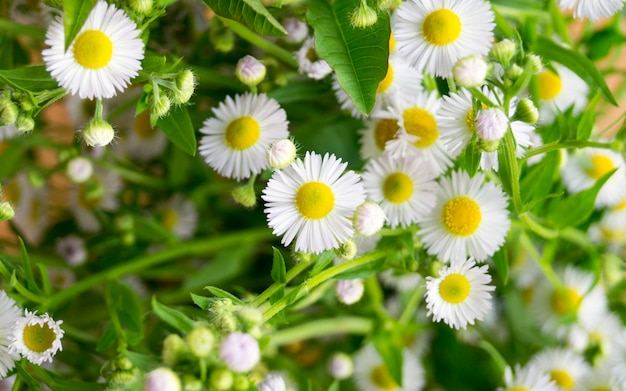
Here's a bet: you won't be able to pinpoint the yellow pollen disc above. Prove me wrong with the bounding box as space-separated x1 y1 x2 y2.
549 370 574 390
161 208 178 230
383 172 413 204
441 196 482 237
374 119 399 151
73 30 113 69
439 273 470 304
295 181 335 220
377 64 394 93
538 70 562 101
23 323 56 353
370 365 399 391
134 110 158 139
465 108 476 133
403 107 438 148
422 8 462 46
224 116 261 150
508 387 531 391
389 32 396 52
586 155 615 180
550 287 581 315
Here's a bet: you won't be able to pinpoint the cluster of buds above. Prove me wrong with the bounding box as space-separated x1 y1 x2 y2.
0 89 36 134
143 69 197 123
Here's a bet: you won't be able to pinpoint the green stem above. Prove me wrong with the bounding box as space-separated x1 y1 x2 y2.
262 250 386 322
268 316 373 348
219 17 299 69
524 140 613 159
251 260 311 308
97 159 168 187
477 340 508 374
105 282 128 351
503 130 523 213
398 285 424 326
519 212 559 239
41 228 274 311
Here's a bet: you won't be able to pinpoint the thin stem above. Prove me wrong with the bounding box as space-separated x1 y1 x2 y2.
477 340 508 375
268 316 373 348
398 284 424 326
251 260 311 308
524 140 613 159
519 213 559 239
97 159 168 188
503 130 523 213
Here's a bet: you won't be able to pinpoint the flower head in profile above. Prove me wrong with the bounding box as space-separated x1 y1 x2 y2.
0 291 21 379
353 343 424 391
295 37 333 80
42 0 145 99
262 152 366 254
198 93 289 181
9 310 64 365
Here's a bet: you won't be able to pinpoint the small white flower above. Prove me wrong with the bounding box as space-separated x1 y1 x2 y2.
42 0 145 99
537 63 588 124
66 157 94 183
353 343 425 391
453 55 488 88
295 37 333 80
353 201 387 236
121 110 168 162
0 291 21 379
56 235 87 266
69 168 121 233
335 279 365 305
498 365 559 391
557 0 625 21
257 373 287 391
358 116 400 160
158 194 198 240
236 55 266 87
219 332 260 373
9 310 64 365
425 258 495 329
328 352 354 380
143 367 181 391
527 348 590 390
475 107 508 141
81 119 115 147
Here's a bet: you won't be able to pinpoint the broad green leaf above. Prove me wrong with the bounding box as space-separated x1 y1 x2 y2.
151 296 195 333
63 0 98 51
202 0 287 36
107 281 143 335
521 151 559 206
576 93 600 141
307 0 390 115
205 286 244 305
268 80 332 105
373 333 403 386
183 247 253 292
0 66 58 91
586 28 626 60
96 323 116 352
533 37 617 105
309 250 335 277
271 247 287 284
141 54 168 73
157 106 197 156
191 293 212 311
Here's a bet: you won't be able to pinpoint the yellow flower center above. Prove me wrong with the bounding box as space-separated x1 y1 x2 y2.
389 32 396 52
161 207 178 230
295 181 335 220
73 30 113 69
538 70 562 101
466 108 476 133
549 370 574 390
134 110 158 139
403 107 438 148
370 364 399 391
422 8 462 46
441 196 482 236
374 119 399 151
508 387 531 391
383 172 413 204
377 64 394 93
585 155 615 180
439 273 471 303
550 287 581 315
23 323 56 353
224 116 261 150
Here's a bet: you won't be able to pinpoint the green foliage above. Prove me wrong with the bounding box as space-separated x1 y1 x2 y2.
151 296 196 333
63 0 98 51
202 0 287 36
0 66 58 91
157 106 197 156
271 247 287 284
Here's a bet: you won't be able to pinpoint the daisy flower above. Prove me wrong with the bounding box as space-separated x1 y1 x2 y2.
358 116 401 160
557 0 625 21
0 291 21 379
588 210 626 251
69 167 121 232
295 37 333 80
498 365 559 391
262 152 366 254
393 0 495 77
353 343 425 391
419 170 510 263
198 93 289 181
158 194 198 240
425 258 495 329
561 148 626 209
361 152 437 228
42 0 145 99
573 365 625 391
9 310 64 365
537 63 588 124
527 348 590 390
384 90 453 175
121 110 168 162
567 311 623 365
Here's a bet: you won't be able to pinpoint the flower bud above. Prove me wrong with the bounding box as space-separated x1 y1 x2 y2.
236 55 267 87
350 2 378 28
513 98 539 124
172 70 195 104
327 352 354 380
453 55 488 88
143 368 181 391
257 373 286 391
235 306 262 331
267 139 296 169
477 138 500 153
151 95 171 118
186 327 215 359
219 332 260 373
19 97 34 112
110 370 138 386
129 0 153 15
0 202 15 221
490 39 516 66
283 17 308 44
162 334 188 366
232 184 257 208
504 64 523 81
335 279 364 305
475 108 508 141
209 299 238 333
233 374 251 391
215 30 235 53
56 235 88 266
66 157 93 183
353 201 386 236
16 115 35 133
376 0 396 11
182 375 203 391
210 368 234 391
82 119 115 147
525 53 543 74
335 238 357 261
0 99 18 126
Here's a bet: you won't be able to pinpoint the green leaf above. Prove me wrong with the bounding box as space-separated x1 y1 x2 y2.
521 151 559 206
271 247 287 284
548 169 615 228
63 0 98 51
586 27 626 61
576 93 600 140
151 296 195 333
328 381 340 391
307 0 390 115
463 142 481 177
532 37 617 106
107 281 143 335
268 80 332 105
0 66 58 91
95 323 116 352
335 256 386 280
141 54 168 73
124 351 161 372
205 286 244 305
202 0 287 36
493 246 509 285
191 293 212 311
373 333 403 387
309 250 335 277
19 237 42 294
158 106 197 156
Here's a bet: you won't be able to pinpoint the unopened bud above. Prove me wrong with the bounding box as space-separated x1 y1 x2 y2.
19 97 34 112
258 374 287 391
490 39 516 66
353 201 386 236
219 332 260 373
505 64 523 81
0 202 15 220
335 279 364 305
186 327 215 359
350 2 378 28
129 0 153 14
172 70 195 104
525 54 543 74
233 374 251 391
475 108 508 141
267 139 296 169
215 30 235 53
232 184 256 208
209 299 238 333
283 17 308 44
16 115 35 133
514 98 539 124
82 119 115 147
335 238 357 261
477 138 500 153
151 95 171 118
236 55 267 87
376 0 395 11
236 307 262 331
143 368 181 391
66 157 93 183
453 55 488 88
327 352 354 380
110 370 138 386
162 334 188 366
0 99 18 126
210 368 234 391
